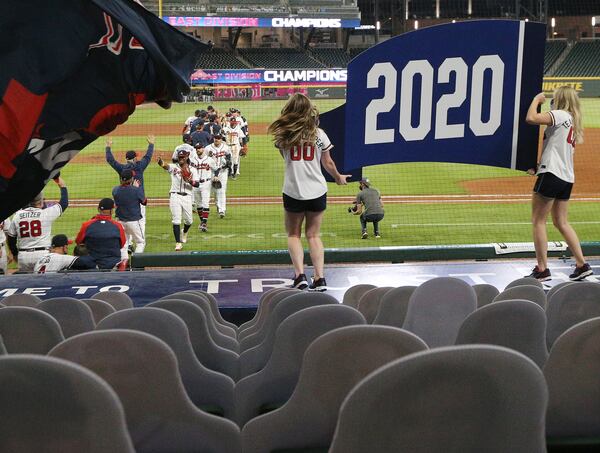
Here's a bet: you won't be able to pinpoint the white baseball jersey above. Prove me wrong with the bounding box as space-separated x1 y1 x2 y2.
192 153 218 181
7 204 63 249
34 253 78 274
205 142 231 170
223 124 246 146
281 128 333 200
537 109 576 183
183 115 197 134
166 164 199 195
0 220 6 244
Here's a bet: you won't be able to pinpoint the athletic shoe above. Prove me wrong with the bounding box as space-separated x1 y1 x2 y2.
569 263 593 281
309 277 328 292
361 232 368 239
182 231 188 243
200 224 208 233
526 266 551 281
290 273 309 290
375 233 381 239
219 211 225 219
175 242 183 251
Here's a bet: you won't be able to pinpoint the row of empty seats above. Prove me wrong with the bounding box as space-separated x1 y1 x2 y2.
554 40 600 76
238 48 325 69
544 39 568 73
196 48 249 69
1 278 600 451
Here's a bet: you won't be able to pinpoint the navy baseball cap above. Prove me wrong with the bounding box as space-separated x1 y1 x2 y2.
213 133 223 139
121 169 134 181
360 178 370 187
98 198 115 210
125 150 137 160
51 234 72 247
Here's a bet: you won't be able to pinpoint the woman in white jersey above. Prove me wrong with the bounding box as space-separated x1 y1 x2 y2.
268 93 350 291
525 86 592 281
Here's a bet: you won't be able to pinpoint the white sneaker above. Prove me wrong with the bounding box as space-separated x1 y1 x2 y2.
175 242 183 251
219 211 225 218
182 231 188 243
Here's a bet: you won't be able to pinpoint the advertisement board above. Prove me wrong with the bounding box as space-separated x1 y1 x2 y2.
165 17 361 28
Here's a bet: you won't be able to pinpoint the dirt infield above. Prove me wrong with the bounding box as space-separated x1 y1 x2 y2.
112 122 272 137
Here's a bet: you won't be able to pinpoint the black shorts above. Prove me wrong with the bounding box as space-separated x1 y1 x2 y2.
283 193 327 213
533 172 573 200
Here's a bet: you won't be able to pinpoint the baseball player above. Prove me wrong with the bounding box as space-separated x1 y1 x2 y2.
34 234 97 273
159 146 200 250
6 177 68 272
231 108 250 148
192 146 220 231
112 169 146 253
182 109 202 137
223 117 246 179
205 133 232 218
0 220 10 275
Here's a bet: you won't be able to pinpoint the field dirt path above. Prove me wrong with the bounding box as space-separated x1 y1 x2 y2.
112 122 271 136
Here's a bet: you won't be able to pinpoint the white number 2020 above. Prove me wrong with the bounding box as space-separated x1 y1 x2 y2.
364 55 505 144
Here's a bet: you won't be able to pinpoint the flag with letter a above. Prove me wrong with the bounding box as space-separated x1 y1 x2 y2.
0 0 207 219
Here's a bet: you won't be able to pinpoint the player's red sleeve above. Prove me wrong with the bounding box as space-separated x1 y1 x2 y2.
76 219 94 244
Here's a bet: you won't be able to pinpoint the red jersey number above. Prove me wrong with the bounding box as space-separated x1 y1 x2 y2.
567 127 576 147
19 220 42 238
290 144 315 161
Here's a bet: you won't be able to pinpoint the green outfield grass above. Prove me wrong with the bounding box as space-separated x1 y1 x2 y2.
38 97 600 253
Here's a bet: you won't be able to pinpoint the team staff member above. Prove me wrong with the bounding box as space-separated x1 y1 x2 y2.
34 234 96 273
160 146 200 250
525 86 592 281
268 93 350 292
105 134 154 245
113 169 146 253
76 198 127 270
352 178 385 239
191 121 212 150
6 177 68 272
205 134 232 218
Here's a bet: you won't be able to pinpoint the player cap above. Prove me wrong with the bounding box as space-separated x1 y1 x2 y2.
360 178 370 187
51 234 73 247
120 169 134 181
98 198 115 210
125 150 137 160
213 133 223 139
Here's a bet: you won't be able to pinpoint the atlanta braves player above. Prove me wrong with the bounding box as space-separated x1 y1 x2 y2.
0 220 10 275
223 117 246 179
6 177 68 272
192 146 220 231
205 133 232 218
159 146 200 251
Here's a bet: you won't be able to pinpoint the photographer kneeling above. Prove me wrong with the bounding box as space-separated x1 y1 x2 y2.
349 178 384 239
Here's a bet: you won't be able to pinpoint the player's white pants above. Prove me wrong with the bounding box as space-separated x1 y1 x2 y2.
0 243 7 275
214 172 229 213
121 220 146 253
230 144 241 168
18 250 48 272
140 203 146 235
169 193 193 225
193 182 212 210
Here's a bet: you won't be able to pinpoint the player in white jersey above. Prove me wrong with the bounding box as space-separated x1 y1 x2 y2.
191 146 219 232
0 220 10 275
223 118 246 179
268 93 350 292
182 110 201 137
525 86 592 282
6 177 68 272
159 146 200 251
34 234 96 273
205 133 232 218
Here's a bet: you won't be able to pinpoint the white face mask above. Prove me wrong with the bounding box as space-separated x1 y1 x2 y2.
550 99 555 109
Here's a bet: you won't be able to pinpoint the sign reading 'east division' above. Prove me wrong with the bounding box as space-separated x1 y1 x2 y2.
322 20 546 176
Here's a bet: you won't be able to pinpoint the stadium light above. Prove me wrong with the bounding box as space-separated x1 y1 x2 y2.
414 20 419 30
593 17 596 26
525 18 529 22
467 0 472 16
435 0 440 19
593 16 597 38
452 19 456 24
376 20 381 30
551 17 555 28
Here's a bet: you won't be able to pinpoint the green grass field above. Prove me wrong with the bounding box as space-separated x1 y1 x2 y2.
40 98 600 253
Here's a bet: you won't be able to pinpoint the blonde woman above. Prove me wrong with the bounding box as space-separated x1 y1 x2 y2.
268 93 350 291
525 86 592 281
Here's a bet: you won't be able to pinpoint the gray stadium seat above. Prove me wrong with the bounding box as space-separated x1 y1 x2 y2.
160 293 238 351
91 291 134 311
0 355 134 452
0 306 64 354
545 317 600 445
238 288 288 334
234 304 366 427
545 282 600 348
148 299 239 381
0 334 6 355
357 287 393 323
505 277 544 290
81 298 117 324
473 283 500 308
241 325 428 453
403 277 477 347
545 281 575 304
96 307 235 418
372 286 417 327
38 297 96 338
239 292 338 378
193 290 238 331
342 284 376 308
455 299 548 368
493 285 547 309
329 346 548 453
1 293 41 307
176 291 237 336
49 330 241 453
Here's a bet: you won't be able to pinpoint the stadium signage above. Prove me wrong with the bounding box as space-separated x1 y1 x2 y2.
320 20 546 178
165 17 361 28
190 68 347 84
264 69 347 82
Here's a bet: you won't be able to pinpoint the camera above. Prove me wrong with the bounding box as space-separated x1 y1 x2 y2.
348 205 358 214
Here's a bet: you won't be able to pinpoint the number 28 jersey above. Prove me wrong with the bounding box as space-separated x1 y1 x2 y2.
7 204 63 249
281 128 333 200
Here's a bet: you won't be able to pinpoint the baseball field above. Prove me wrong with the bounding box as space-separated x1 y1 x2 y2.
44 97 600 253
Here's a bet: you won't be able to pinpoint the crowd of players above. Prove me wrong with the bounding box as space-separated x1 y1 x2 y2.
0 105 251 274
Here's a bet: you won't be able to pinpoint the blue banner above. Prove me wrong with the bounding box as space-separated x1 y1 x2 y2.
321 20 546 174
